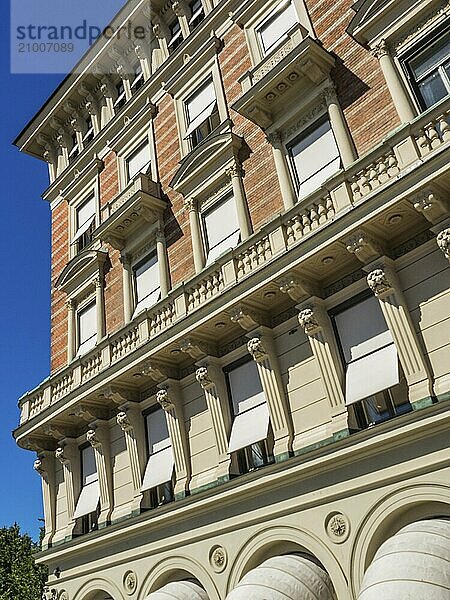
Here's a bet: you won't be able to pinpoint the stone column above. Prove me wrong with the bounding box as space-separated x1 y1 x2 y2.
67 299 75 363
120 253 133 323
267 131 296 210
247 330 293 461
324 86 357 167
95 276 106 343
116 406 147 516
185 198 205 273
34 453 56 550
156 227 171 298
365 258 434 408
297 298 349 441
55 438 81 541
436 228 450 263
372 40 416 123
195 360 234 483
156 382 191 499
226 164 252 240
86 423 113 528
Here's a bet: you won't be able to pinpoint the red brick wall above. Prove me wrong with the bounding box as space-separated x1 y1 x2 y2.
50 202 69 373
49 0 403 372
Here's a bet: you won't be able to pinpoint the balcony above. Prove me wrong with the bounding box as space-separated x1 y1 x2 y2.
95 174 167 250
16 97 450 433
232 24 335 129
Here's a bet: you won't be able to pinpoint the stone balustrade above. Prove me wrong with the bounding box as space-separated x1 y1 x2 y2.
17 96 450 426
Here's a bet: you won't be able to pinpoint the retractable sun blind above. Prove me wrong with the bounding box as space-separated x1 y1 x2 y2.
141 407 175 491
132 254 161 318
73 445 99 519
203 196 240 265
72 194 95 244
184 79 216 138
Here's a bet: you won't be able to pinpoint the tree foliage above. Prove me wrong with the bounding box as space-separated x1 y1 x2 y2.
0 523 47 600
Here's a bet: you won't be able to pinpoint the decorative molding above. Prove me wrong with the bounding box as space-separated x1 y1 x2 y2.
344 229 385 264
229 304 265 331
366 267 394 297
281 96 328 142
123 570 138 595
195 366 214 390
179 337 210 360
209 545 228 573
410 188 450 225
394 0 450 50
247 337 268 362
325 512 350 544
371 39 389 59
100 385 136 405
156 387 175 411
42 587 58 600
298 307 321 336
278 273 318 302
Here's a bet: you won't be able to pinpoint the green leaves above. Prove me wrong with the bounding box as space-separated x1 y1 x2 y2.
0 524 47 600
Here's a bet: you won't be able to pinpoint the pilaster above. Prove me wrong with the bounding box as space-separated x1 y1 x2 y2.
55 438 81 541
86 422 113 528
34 452 56 550
365 257 434 408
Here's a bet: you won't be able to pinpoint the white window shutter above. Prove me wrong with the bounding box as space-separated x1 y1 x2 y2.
186 79 215 123
290 119 341 199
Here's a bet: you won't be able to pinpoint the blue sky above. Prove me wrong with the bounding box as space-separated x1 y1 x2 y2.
0 1 124 540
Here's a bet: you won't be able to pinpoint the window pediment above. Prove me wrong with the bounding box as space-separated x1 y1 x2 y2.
170 120 244 199
56 250 109 296
231 29 335 130
348 0 440 46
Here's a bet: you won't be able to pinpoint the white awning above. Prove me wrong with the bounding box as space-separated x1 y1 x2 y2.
184 101 217 138
228 403 270 453
71 214 95 244
226 554 334 600
141 446 174 492
73 480 99 519
145 581 209 600
132 288 161 318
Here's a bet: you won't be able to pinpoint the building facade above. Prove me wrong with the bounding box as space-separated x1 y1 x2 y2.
14 0 450 599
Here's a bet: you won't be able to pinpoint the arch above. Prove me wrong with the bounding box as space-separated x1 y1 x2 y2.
138 555 220 600
226 525 348 599
72 578 123 600
358 518 450 599
350 483 450 597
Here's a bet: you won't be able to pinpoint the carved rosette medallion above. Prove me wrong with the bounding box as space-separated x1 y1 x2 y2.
209 545 228 572
325 512 350 543
59 592 69 600
123 570 138 595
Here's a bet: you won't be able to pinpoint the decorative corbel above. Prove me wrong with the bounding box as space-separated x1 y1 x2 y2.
100 385 137 406
229 303 267 332
278 273 319 302
344 229 386 264
179 337 211 361
72 403 110 423
409 188 450 225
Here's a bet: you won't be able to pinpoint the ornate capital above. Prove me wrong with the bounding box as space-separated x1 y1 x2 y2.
55 446 68 465
116 411 133 432
156 388 174 411
171 1 188 17
86 429 102 449
195 366 214 390
34 457 45 476
298 307 321 335
371 39 390 59
42 587 58 600
225 164 243 180
247 337 268 362
366 268 394 297
437 228 450 261
184 197 198 212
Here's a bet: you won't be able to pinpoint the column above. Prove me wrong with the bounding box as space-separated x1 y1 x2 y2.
372 40 416 123
55 438 81 541
120 253 133 323
156 382 191 499
267 131 296 210
296 298 349 442
156 227 171 298
195 359 234 483
324 87 357 168
86 422 113 528
247 329 293 461
34 453 56 550
116 405 147 515
365 258 434 408
226 164 252 240
95 275 106 342
67 299 75 363
185 198 205 273
99 77 117 125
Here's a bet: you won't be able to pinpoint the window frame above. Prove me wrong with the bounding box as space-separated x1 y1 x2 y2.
73 192 97 254
189 0 206 30
125 138 152 182
78 442 99 534
168 18 184 53
183 76 220 150
400 21 450 112
286 113 342 199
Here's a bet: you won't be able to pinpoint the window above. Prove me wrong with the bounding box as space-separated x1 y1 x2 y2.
126 140 151 181
72 194 96 252
189 0 205 30
115 81 127 111
405 28 450 110
256 0 298 56
142 407 174 507
202 195 240 265
68 133 80 161
131 62 144 92
83 117 94 146
288 116 341 199
73 445 99 534
226 359 274 473
76 300 97 357
184 78 220 148
168 19 183 53
332 294 411 429
132 253 160 317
